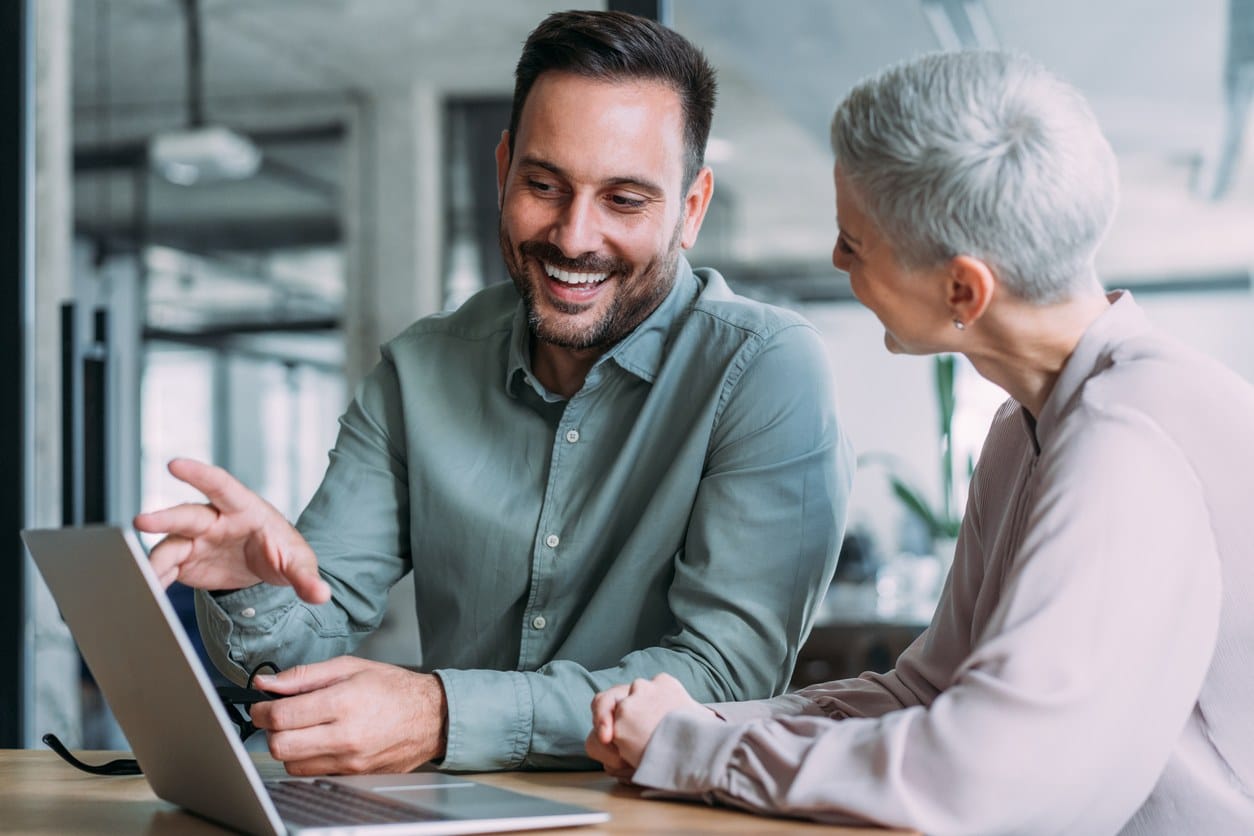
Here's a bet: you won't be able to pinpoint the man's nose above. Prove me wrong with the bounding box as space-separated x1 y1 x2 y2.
549 192 603 257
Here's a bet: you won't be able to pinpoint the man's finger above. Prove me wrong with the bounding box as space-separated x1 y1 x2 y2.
133 503 219 538
285 562 332 605
254 540 329 605
167 458 257 516
251 689 343 732
265 723 345 767
147 535 194 579
281 754 344 777
253 657 360 696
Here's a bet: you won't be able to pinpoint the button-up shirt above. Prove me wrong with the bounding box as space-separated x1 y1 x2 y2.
197 258 853 770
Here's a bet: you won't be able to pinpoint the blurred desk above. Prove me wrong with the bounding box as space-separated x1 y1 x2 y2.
0 748 918 834
795 582 931 687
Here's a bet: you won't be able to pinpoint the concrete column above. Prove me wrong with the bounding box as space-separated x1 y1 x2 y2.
31 0 81 746
343 83 444 392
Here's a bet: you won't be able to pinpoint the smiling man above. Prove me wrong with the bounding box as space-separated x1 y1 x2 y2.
135 10 853 774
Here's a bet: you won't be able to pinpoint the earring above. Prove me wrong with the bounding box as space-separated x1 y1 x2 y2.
952 319 966 331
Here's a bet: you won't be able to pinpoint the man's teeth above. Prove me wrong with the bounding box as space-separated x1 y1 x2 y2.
544 264 609 285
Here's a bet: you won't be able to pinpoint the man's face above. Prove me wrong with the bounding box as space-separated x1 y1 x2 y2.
496 71 711 352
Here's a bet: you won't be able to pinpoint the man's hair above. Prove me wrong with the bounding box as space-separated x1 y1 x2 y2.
509 10 717 189
830 51 1118 303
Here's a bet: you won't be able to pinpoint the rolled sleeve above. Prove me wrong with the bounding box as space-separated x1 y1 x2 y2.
194 582 365 684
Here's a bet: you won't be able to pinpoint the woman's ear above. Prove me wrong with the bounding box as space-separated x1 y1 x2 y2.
948 255 996 327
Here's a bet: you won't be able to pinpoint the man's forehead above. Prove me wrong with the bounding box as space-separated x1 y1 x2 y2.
512 71 688 186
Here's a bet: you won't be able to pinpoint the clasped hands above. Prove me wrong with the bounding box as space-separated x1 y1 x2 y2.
584 673 720 782
134 458 446 774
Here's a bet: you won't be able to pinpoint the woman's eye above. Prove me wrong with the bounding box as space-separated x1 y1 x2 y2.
836 234 855 256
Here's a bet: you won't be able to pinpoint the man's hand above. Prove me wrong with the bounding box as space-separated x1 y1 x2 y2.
586 673 716 773
133 458 330 604
249 656 447 775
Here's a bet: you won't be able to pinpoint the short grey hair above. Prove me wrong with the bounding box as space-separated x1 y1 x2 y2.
830 51 1118 303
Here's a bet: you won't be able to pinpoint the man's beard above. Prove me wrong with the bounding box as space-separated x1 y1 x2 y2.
499 219 684 352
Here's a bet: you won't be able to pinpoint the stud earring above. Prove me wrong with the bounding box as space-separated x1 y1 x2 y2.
953 319 966 331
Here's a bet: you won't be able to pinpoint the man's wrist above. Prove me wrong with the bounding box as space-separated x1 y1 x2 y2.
418 671 449 761
434 676 449 759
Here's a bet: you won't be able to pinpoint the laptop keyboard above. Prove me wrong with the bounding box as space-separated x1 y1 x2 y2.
267 778 444 827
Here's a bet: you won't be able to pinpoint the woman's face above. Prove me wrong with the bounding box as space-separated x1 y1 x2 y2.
832 165 950 356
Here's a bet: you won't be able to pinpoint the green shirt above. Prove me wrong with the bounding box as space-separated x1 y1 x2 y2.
196 258 853 770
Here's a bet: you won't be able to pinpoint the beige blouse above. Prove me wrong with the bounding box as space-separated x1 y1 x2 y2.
632 292 1254 835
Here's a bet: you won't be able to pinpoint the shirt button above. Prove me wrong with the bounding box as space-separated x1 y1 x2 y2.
240 607 256 618
565 429 580 443
545 534 560 548
532 615 547 630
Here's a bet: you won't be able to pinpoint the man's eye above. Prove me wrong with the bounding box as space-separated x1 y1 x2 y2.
609 194 647 210
527 179 557 194
836 234 855 256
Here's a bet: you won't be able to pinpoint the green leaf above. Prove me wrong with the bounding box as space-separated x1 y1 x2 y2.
889 476 961 539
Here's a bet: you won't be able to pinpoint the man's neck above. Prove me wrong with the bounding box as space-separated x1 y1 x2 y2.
531 340 604 399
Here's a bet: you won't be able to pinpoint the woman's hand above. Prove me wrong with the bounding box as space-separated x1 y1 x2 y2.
586 674 717 775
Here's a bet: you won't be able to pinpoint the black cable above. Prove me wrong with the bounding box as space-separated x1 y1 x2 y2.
43 661 282 777
41 733 141 776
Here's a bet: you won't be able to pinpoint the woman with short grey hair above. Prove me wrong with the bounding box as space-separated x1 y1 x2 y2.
585 50 1254 835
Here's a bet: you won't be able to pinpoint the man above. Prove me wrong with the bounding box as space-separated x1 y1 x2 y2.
136 10 852 774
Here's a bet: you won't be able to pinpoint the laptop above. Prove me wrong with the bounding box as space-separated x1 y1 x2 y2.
22 525 610 835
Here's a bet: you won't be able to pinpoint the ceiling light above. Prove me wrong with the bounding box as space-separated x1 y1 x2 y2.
149 125 261 186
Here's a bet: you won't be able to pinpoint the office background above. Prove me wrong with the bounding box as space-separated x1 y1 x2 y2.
4 0 1253 749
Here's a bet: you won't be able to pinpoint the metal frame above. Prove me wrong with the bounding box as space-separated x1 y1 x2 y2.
1 0 33 748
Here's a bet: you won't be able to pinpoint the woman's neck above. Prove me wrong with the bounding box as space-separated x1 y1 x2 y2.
963 292 1111 418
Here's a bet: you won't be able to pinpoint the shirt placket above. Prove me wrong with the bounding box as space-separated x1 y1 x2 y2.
518 371 598 670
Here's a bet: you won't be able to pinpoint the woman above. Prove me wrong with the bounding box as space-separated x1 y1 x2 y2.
584 51 1254 835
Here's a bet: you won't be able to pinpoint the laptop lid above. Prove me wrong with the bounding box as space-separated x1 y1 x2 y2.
24 525 286 835
23 526 609 835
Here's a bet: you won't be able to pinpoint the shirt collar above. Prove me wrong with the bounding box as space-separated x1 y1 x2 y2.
1034 289 1152 448
505 256 700 400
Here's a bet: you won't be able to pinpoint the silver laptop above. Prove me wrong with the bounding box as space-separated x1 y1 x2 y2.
22 525 610 835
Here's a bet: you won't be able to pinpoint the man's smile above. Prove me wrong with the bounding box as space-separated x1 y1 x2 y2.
543 262 610 286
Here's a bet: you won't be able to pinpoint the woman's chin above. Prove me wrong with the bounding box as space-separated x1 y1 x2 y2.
883 330 938 357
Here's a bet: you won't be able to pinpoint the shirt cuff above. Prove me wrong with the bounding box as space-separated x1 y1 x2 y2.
435 668 533 771
194 585 298 682
631 710 739 795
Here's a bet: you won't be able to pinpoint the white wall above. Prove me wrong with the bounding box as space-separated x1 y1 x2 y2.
800 286 1254 559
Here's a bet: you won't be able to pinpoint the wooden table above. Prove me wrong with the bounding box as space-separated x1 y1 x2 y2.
0 749 914 834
